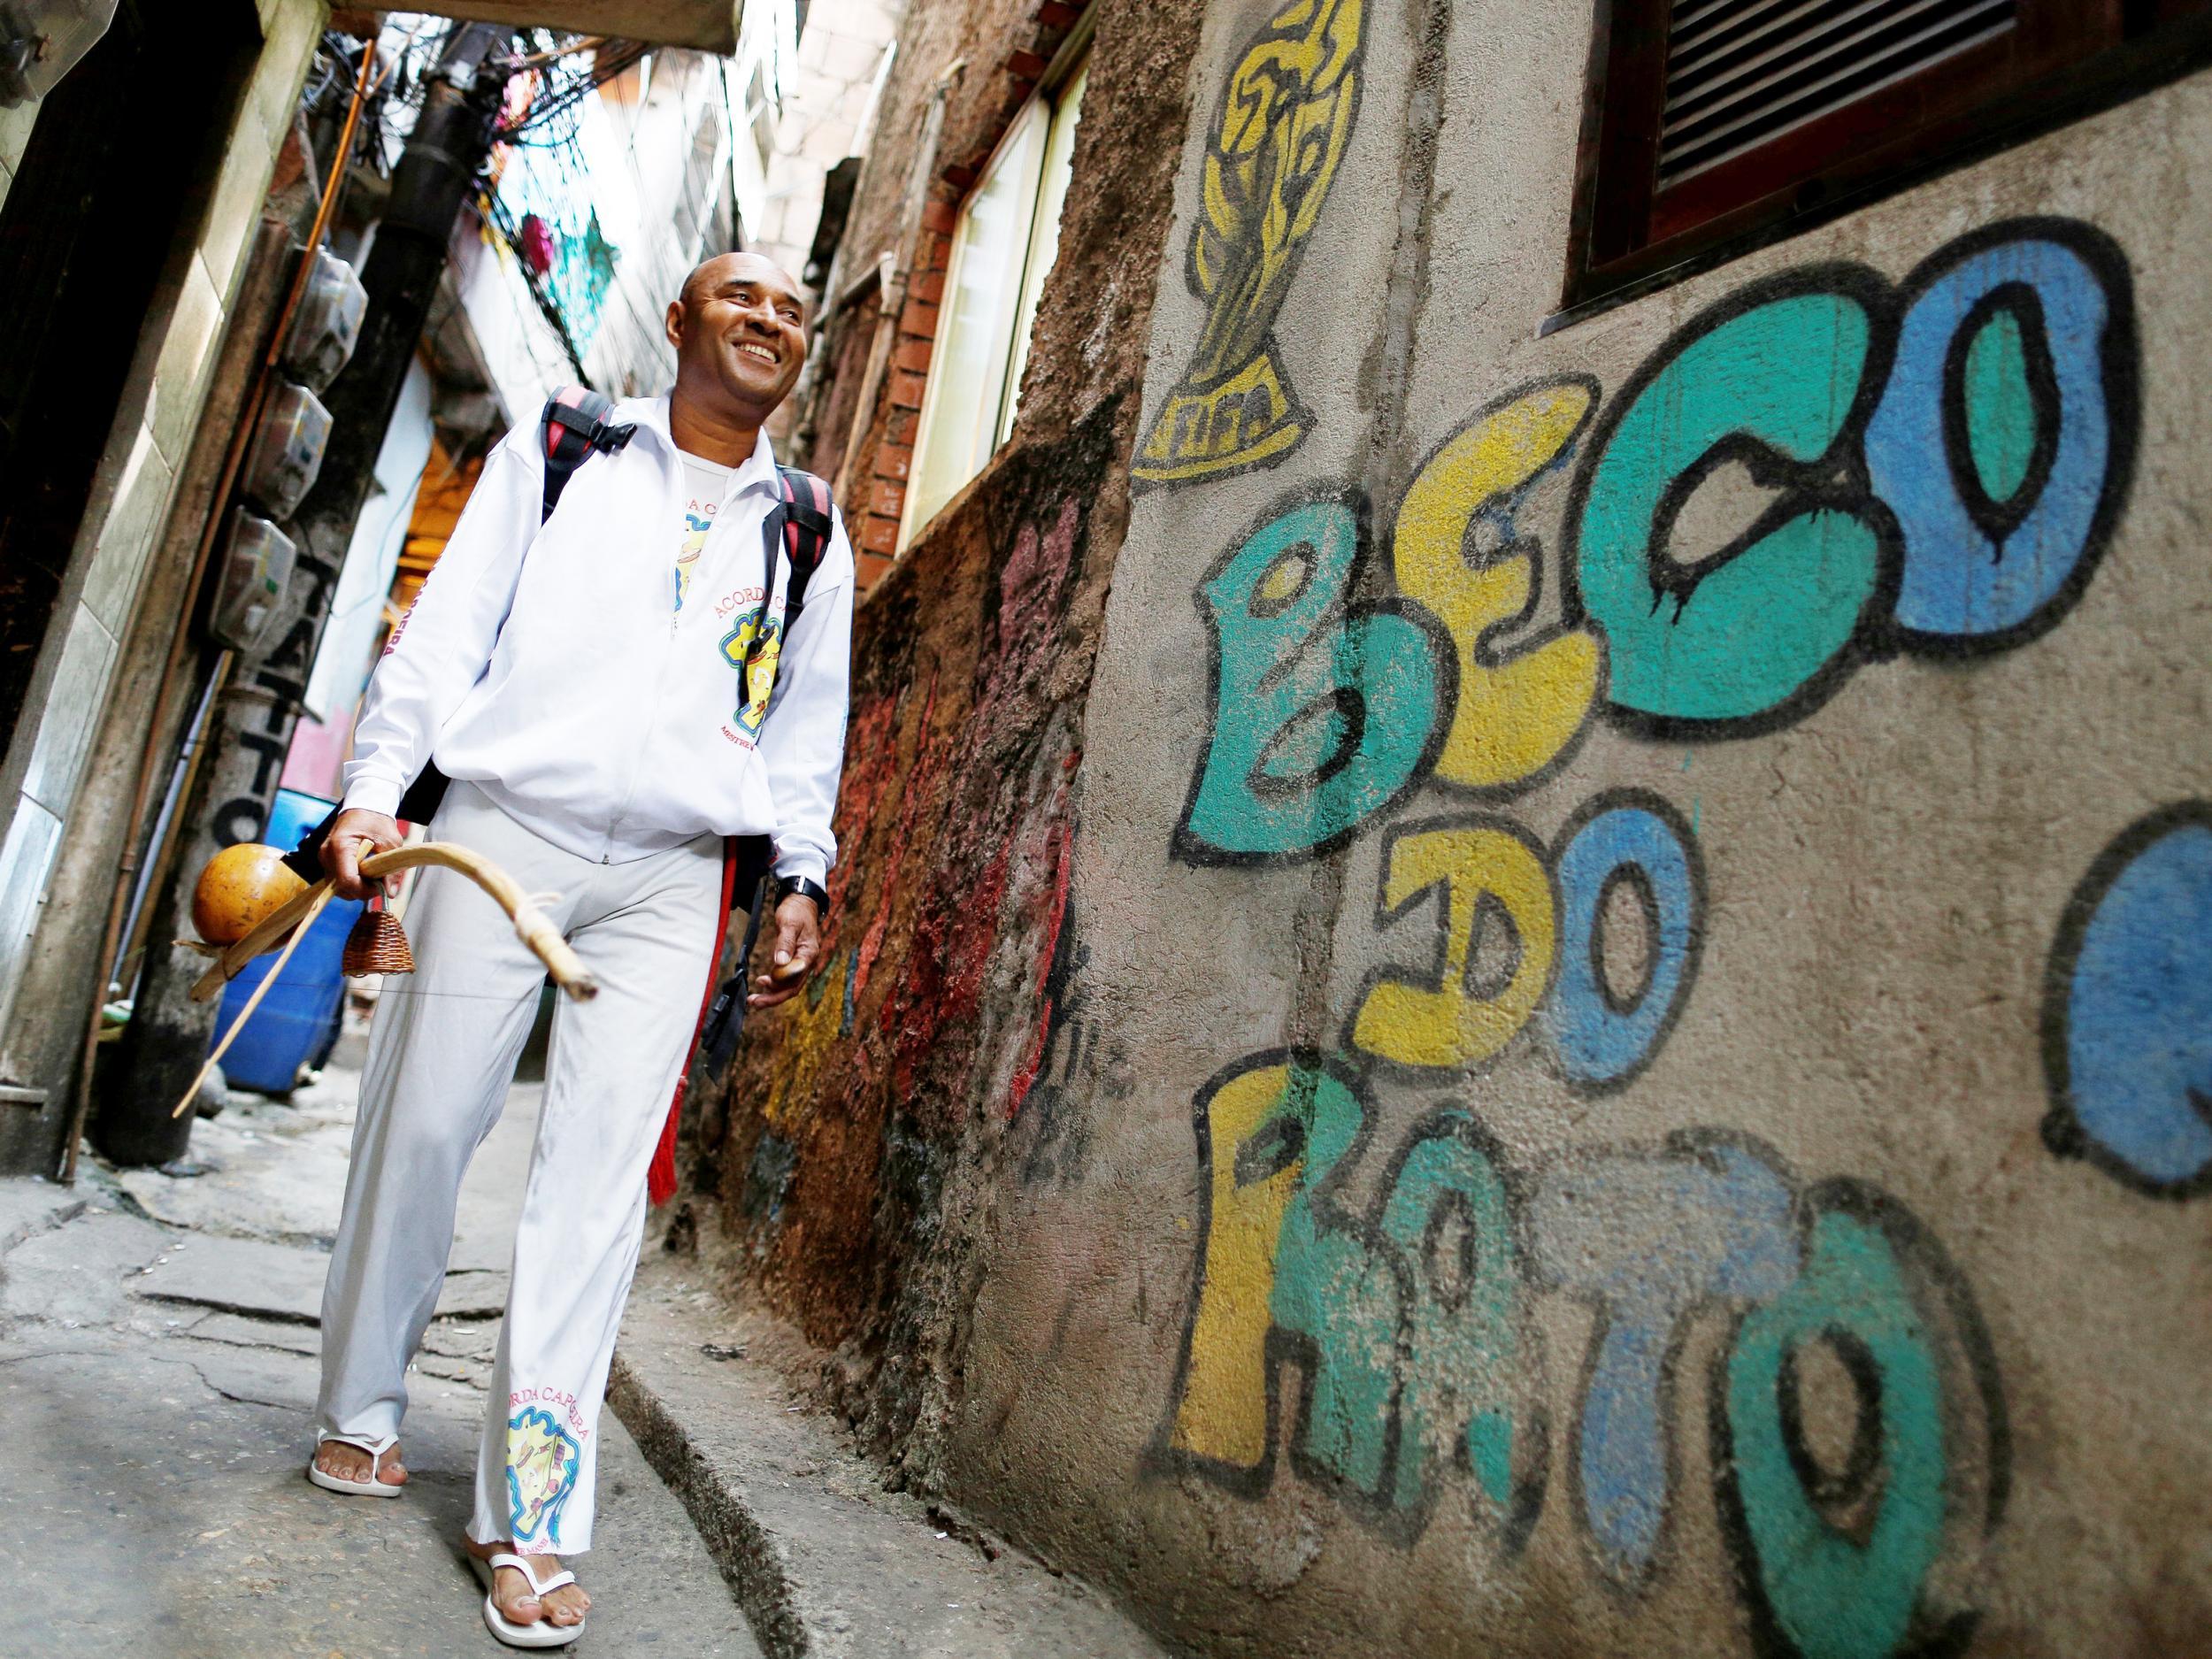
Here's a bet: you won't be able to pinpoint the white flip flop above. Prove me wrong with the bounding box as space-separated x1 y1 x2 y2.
304 1431 404 1498
469 1550 588 1649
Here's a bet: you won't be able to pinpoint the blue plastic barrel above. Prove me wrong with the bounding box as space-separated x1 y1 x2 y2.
209 787 363 1095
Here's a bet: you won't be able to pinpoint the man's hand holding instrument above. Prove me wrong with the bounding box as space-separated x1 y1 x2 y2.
171 826 597 1119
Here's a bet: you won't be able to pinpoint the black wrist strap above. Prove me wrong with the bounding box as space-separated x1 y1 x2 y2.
774 875 829 916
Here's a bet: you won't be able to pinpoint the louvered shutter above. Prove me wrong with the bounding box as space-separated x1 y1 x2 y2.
1566 0 2212 310
1659 0 2019 186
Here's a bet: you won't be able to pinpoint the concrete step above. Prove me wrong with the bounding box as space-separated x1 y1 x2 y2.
611 1257 1168 1659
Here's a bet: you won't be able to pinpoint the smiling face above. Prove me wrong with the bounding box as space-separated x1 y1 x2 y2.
666 252 809 426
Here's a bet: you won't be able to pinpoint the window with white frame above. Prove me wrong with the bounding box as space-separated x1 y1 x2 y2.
899 50 1088 549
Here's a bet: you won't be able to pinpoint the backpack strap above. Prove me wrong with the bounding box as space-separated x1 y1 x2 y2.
774 465 834 631
541 384 635 523
735 465 837 700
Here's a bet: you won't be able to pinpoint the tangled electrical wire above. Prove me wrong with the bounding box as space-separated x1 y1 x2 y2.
495 31 654 149
294 19 657 391
300 20 649 173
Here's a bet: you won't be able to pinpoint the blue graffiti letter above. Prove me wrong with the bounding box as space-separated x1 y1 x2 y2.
2045 803 2212 1194
1546 793 1704 1089
1532 1139 1799 1582
1867 227 2135 644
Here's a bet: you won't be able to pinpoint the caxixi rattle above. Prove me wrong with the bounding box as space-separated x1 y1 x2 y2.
174 835 597 1118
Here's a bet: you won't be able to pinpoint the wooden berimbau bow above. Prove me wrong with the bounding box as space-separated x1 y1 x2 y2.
172 841 596 1118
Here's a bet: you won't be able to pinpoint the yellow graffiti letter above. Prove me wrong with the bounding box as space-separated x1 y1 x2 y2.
1171 1061 1304 1468
1394 379 1602 791
1352 823 1555 1070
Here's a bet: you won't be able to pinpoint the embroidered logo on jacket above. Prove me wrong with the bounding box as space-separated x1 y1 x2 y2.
718 606 785 741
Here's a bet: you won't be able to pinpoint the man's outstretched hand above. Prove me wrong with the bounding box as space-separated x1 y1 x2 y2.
749 893 821 1009
321 808 405 901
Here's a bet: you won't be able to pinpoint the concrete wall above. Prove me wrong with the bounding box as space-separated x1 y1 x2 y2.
749 0 899 283
0 0 326 1147
716 2 2212 1655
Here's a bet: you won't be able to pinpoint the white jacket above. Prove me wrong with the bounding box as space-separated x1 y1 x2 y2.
342 397 853 886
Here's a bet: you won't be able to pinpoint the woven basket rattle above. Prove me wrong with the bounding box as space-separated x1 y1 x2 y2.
342 906 416 977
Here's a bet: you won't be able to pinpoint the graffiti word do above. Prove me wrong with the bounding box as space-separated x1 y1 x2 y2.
1350 791 1702 1092
2041 800 2212 1198
1178 219 2138 863
1155 1054 2011 1659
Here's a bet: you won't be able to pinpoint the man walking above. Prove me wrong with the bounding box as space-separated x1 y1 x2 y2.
305 252 851 1645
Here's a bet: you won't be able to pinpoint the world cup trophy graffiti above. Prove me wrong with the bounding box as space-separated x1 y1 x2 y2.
1133 0 1364 488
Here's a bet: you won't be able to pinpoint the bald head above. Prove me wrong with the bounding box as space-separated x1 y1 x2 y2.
664 250 810 447
680 251 806 315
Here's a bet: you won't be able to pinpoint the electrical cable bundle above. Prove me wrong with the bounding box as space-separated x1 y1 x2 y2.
495 32 653 148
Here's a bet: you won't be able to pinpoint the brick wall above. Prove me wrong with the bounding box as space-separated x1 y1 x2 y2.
808 0 1091 591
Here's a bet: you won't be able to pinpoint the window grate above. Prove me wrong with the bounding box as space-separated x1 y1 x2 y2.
1658 0 2018 186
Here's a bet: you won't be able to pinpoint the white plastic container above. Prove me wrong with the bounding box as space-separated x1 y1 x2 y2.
282 250 368 394
243 381 332 520
0 0 119 107
210 510 297 654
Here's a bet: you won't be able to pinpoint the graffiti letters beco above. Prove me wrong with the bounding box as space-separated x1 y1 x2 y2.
1176 220 2137 863
1132 0 1363 488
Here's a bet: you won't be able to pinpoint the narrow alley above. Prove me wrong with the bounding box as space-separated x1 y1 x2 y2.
1 1 2208 1655
0 1024 1158 1656
0 1038 755 1655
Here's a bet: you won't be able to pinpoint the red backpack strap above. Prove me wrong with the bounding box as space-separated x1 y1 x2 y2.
539 385 636 523
774 466 835 626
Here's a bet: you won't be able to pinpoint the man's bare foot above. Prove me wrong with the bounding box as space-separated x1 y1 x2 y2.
467 1537 592 1629
312 1438 407 1488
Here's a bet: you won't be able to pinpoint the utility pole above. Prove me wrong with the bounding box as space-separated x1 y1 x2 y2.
97 24 512 1164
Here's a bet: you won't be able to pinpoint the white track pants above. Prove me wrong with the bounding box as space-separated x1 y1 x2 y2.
315 780 722 1556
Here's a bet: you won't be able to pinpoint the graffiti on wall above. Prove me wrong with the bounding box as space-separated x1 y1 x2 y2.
1145 218 2140 1656
1345 790 1705 1091
1009 821 1136 1184
1154 1056 2013 1656
2041 800 2212 1199
1174 219 2138 864
713 395 1137 1349
1132 0 1364 488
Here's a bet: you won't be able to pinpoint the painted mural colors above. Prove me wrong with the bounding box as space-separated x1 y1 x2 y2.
1176 218 2139 867
2041 799 2212 1199
1132 0 1364 488
1153 1058 2011 1659
1149 218 2144 1657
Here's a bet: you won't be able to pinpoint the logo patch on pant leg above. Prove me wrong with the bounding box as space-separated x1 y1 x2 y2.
506 1406 582 1547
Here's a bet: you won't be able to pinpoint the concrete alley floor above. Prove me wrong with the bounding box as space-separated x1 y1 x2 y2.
0 1057 761 1658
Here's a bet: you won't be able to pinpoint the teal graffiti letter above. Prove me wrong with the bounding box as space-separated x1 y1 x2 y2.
1571 283 1885 730
1268 1064 1407 1502
1379 1115 1523 1522
1719 1205 1947 1659
1177 498 1445 862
